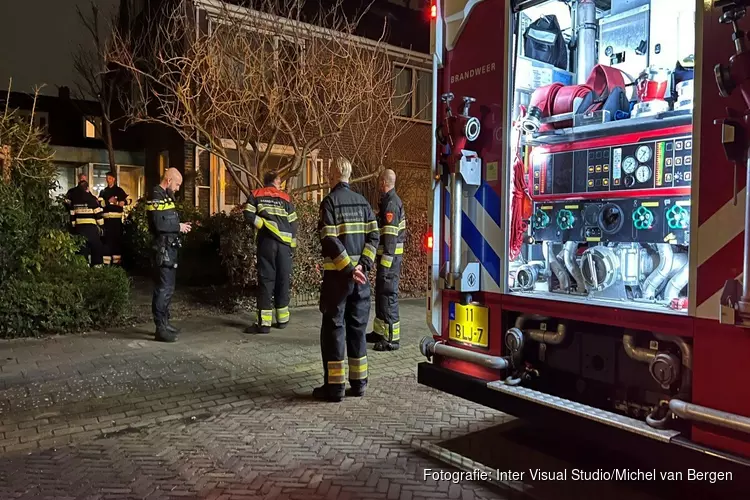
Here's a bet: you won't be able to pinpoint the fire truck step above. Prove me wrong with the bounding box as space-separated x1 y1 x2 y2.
486 382 681 443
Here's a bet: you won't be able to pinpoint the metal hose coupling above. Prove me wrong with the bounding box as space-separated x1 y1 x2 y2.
420 336 436 359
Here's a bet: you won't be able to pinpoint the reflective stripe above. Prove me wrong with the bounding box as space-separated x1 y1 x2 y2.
373 318 388 335
97 219 104 226
103 212 124 219
323 251 352 271
146 200 176 211
75 218 98 225
260 309 273 327
244 204 257 214
391 322 401 342
374 318 400 342
258 206 289 217
362 244 376 261
381 225 399 236
327 360 346 385
399 220 406 230
377 243 404 255
288 212 298 222
93 207 103 214
253 217 264 230
291 238 297 248
73 208 95 215
276 307 290 323
380 255 393 268
320 221 378 239
348 356 368 380
263 219 293 243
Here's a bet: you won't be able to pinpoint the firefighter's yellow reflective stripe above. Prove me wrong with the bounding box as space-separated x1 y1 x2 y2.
93 207 103 214
362 244 376 261
244 204 257 214
253 217 264 230
291 237 297 248
373 318 388 335
146 200 176 211
75 218 98 225
377 243 404 255
322 254 359 271
97 218 104 226
322 252 351 271
258 206 289 217
276 306 290 323
260 309 273 327
103 212 124 219
288 212 298 222
366 220 379 234
320 221 378 239
262 219 293 243
399 220 406 230
327 360 346 384
98 198 106 207
381 225 400 236
391 322 401 342
73 207 95 214
348 356 368 380
380 255 394 268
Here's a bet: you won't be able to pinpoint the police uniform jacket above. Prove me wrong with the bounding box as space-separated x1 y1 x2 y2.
243 186 298 248
377 189 406 271
64 186 104 230
98 185 130 220
318 182 380 274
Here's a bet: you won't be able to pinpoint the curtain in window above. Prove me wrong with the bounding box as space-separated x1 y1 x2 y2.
415 70 432 121
392 67 413 117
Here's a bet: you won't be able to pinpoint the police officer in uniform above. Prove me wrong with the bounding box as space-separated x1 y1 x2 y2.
367 169 406 351
147 168 191 342
64 174 106 266
98 171 130 265
314 158 380 402
243 171 298 333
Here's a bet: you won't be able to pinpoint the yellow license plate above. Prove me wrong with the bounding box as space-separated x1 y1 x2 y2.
448 303 489 348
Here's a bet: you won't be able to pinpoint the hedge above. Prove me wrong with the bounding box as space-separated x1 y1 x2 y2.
0 111 131 338
122 196 429 306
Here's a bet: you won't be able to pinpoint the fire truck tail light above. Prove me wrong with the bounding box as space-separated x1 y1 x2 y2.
430 3 437 19
424 230 434 251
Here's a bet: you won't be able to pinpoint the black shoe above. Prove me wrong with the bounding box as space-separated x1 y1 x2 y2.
274 322 289 329
244 324 271 334
166 323 180 334
312 385 343 402
346 384 366 397
374 340 400 352
366 332 384 343
155 329 178 343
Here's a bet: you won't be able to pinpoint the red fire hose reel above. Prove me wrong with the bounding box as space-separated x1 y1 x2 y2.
522 64 626 133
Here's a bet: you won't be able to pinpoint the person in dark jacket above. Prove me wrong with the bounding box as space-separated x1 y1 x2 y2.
64 174 106 266
147 167 191 342
243 171 298 333
314 157 380 402
98 171 130 265
367 169 406 351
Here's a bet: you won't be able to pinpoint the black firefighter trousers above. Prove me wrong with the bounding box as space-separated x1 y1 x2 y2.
373 258 401 343
103 216 124 265
319 275 369 396
257 235 292 328
76 224 105 266
152 265 177 330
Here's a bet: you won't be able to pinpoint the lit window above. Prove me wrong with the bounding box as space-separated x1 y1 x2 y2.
84 117 102 139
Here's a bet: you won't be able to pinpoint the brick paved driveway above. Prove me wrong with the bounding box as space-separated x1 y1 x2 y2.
0 300 510 499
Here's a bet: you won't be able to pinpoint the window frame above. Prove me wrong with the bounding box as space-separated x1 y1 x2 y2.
84 116 103 139
392 62 432 124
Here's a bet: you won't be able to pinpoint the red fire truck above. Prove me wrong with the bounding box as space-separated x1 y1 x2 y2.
418 0 750 463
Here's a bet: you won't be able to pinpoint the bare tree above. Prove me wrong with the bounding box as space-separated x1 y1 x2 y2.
106 0 417 196
73 2 118 172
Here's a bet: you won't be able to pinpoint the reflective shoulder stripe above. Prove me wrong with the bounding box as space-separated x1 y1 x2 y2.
244 204 257 213
146 200 176 211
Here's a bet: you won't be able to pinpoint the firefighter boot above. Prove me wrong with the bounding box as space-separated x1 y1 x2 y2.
374 339 400 351
312 385 344 402
155 327 178 343
366 332 385 343
346 381 367 397
244 324 271 334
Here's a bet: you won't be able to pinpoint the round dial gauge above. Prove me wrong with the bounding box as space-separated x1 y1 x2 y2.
636 145 652 163
622 156 637 174
635 165 652 183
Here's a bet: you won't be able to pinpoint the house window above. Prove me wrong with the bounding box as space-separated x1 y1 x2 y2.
158 150 169 177
84 116 102 139
393 64 432 122
16 109 49 133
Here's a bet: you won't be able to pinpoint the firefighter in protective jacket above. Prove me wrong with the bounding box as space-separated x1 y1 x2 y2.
314 158 380 402
243 171 298 334
64 174 105 266
367 169 406 351
147 168 191 343
98 171 130 265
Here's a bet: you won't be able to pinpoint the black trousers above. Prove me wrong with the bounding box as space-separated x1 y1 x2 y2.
319 274 370 394
76 224 105 266
103 217 124 264
374 258 401 342
152 265 177 329
256 236 292 327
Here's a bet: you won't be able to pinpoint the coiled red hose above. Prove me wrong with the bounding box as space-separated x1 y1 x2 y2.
509 106 531 262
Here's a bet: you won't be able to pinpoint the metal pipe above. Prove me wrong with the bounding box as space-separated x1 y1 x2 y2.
664 257 689 299
420 337 509 370
563 241 586 292
654 333 693 397
622 334 657 363
576 0 597 84
741 151 750 305
514 316 567 345
669 399 750 435
642 244 674 299
448 173 463 288
548 243 571 291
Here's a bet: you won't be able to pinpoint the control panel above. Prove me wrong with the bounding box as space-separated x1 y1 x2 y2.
531 196 690 245
530 134 693 199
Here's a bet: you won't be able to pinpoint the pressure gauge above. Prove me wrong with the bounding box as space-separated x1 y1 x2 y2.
635 165 652 183
636 145 652 163
622 156 637 174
